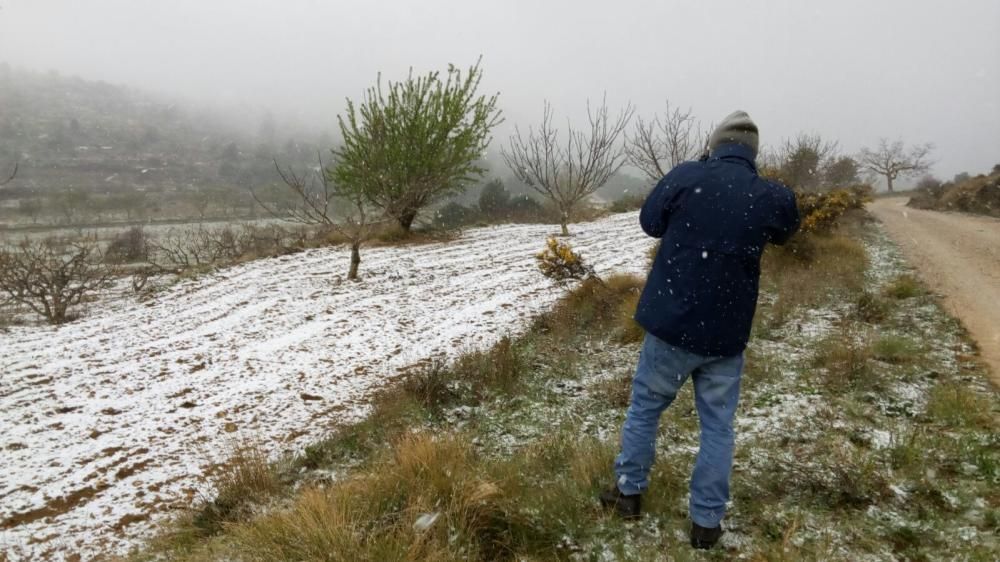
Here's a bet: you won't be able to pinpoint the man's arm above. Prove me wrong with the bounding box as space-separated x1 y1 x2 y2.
764 184 801 245
639 170 684 238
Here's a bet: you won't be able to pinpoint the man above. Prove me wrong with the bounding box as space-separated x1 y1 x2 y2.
599 111 800 549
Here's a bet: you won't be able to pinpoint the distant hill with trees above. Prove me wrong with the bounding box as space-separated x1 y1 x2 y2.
0 64 329 224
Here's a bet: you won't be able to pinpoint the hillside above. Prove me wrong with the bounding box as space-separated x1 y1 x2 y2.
0 64 324 201
0 212 652 559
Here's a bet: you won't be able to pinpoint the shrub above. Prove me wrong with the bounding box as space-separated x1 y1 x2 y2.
401 360 459 414
536 237 593 283
872 334 922 364
477 179 510 218
795 185 873 233
855 291 889 323
506 194 547 222
433 201 477 230
105 226 149 264
884 274 922 299
452 336 526 397
193 440 280 536
811 328 873 390
0 237 118 324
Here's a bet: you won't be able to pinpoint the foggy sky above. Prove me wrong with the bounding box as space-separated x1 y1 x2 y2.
1 0 998 182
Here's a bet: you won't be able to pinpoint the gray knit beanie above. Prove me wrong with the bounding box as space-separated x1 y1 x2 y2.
708 110 759 158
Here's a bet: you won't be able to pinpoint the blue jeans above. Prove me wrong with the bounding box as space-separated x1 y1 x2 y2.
613 332 744 528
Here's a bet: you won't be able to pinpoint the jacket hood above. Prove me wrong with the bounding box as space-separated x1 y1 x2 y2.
709 142 758 173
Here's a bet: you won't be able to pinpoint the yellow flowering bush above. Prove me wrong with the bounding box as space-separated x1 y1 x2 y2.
536 237 593 283
796 184 873 233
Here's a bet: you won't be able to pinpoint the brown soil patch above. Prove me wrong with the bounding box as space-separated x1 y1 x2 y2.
0 483 110 529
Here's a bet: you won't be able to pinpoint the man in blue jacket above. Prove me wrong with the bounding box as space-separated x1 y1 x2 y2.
600 111 800 549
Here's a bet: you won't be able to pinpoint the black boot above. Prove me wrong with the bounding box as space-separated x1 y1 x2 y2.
598 486 641 520
690 522 723 549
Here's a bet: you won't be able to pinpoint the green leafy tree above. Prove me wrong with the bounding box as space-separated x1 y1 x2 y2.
333 59 502 232
824 156 860 187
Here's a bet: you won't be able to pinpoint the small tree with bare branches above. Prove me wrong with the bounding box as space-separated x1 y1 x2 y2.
255 155 376 280
502 98 634 235
625 102 704 182
778 133 839 191
0 162 16 187
858 139 933 192
0 237 119 324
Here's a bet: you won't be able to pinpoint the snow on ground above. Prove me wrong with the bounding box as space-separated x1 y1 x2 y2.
0 212 653 561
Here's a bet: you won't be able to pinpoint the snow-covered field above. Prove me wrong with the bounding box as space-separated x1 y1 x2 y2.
0 212 653 561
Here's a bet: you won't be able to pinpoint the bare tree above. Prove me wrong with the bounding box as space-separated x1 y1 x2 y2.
255 155 376 280
778 133 839 190
0 162 16 187
502 97 634 235
625 102 703 182
0 237 119 324
858 139 933 192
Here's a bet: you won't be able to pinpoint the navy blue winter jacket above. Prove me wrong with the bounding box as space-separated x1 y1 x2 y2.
634 142 800 357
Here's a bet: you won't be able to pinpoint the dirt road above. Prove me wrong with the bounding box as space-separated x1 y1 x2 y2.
868 197 1000 386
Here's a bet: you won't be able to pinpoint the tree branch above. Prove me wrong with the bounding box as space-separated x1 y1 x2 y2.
0 162 17 187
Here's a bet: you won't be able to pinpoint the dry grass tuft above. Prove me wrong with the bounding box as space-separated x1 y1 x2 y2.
872 334 923 364
810 327 874 391
227 433 559 561
589 372 633 408
401 360 459 413
761 232 868 328
533 273 643 343
884 274 923 299
192 440 280 536
926 382 994 428
854 290 890 324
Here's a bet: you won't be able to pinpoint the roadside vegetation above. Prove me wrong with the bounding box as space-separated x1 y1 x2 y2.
908 165 1000 218
128 202 999 560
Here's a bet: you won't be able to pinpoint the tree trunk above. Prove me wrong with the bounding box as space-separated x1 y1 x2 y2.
347 241 361 281
397 210 417 233
886 174 894 193
559 209 570 236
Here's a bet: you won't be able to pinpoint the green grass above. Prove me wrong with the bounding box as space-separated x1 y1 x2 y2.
872 333 924 364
